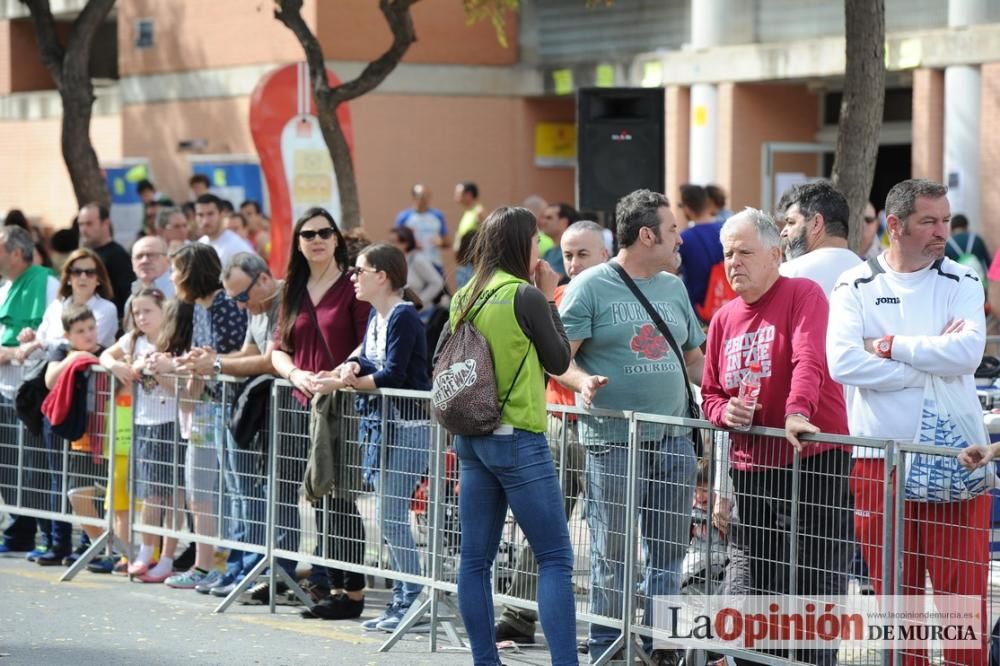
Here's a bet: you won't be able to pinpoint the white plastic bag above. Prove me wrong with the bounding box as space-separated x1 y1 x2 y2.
904 375 989 502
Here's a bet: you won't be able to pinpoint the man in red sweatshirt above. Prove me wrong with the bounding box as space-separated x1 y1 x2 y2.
700 207 852 665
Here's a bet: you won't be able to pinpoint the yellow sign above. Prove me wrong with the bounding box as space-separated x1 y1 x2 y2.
693 105 708 127
113 177 125 196
552 69 573 95
293 149 334 203
595 64 615 88
213 168 227 186
124 164 147 182
534 122 576 168
897 39 922 69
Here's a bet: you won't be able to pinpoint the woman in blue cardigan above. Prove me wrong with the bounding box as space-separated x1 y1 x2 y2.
334 243 431 633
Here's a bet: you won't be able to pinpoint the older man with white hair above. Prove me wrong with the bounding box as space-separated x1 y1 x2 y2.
700 208 852 665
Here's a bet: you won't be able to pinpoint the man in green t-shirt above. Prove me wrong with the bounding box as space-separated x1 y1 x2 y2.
557 189 704 663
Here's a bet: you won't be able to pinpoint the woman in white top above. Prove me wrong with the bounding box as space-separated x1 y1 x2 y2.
16 248 119 358
388 226 445 315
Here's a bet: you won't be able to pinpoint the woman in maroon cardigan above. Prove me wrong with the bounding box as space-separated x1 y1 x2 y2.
271 207 371 619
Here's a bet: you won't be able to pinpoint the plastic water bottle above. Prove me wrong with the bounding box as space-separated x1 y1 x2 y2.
734 362 762 432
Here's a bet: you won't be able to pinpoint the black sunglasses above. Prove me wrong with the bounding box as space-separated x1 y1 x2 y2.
233 272 260 303
298 227 336 241
69 267 99 277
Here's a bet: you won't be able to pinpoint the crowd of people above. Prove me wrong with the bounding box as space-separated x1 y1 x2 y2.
0 174 994 666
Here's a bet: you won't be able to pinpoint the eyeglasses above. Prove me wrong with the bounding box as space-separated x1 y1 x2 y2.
68 267 98 277
298 227 336 241
133 251 166 261
348 266 379 277
232 272 260 303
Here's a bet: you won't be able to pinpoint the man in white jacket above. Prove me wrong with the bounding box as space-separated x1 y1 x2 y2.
827 178 989 665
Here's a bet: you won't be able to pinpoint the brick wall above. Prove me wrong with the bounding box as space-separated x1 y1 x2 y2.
912 68 944 183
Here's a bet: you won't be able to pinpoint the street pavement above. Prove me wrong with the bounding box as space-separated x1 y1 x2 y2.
0 556 528 666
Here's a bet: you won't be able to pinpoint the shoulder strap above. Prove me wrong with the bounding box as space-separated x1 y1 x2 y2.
946 236 961 255
305 297 337 368
965 233 977 255
609 261 697 417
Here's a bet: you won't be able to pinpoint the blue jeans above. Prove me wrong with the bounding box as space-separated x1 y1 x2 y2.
586 436 697 657
375 423 430 607
454 429 578 666
40 420 73 553
223 430 268 580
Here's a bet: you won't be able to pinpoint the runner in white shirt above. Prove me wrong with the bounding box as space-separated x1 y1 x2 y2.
195 193 253 266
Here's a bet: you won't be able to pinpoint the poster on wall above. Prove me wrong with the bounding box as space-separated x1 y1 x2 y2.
249 62 354 276
188 156 268 215
102 159 151 244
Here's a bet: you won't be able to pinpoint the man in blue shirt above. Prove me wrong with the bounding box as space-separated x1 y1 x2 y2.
395 184 448 272
677 184 724 316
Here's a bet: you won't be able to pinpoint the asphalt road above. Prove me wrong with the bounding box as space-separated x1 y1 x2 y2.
0 555 524 666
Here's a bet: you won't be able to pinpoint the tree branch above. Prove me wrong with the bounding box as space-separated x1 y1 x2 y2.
21 0 64 88
274 0 333 102
65 0 115 64
329 0 419 104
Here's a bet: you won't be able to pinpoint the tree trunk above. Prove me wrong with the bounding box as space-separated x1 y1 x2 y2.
275 0 419 230
23 0 114 209
831 0 885 253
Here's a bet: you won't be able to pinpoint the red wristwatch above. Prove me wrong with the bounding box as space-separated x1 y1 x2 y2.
875 336 894 359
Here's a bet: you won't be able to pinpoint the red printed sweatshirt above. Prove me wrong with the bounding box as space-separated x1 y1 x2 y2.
700 276 849 471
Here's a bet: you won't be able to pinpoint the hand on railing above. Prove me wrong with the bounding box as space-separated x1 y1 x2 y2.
311 370 347 395
958 443 999 470
712 494 733 537
288 367 318 398
784 413 819 452
16 326 35 343
174 346 216 377
579 374 608 408
108 359 139 386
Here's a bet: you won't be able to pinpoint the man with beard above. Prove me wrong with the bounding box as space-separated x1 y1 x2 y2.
777 181 861 298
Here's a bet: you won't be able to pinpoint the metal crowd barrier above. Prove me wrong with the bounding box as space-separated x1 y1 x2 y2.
0 367 997 665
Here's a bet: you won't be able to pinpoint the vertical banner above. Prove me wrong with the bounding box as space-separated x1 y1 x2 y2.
102 160 151 244
248 63 354 276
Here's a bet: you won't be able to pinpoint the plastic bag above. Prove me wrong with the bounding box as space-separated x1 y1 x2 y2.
904 375 989 502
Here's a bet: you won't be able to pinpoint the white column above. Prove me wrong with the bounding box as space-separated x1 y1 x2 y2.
687 0 726 184
943 0 988 226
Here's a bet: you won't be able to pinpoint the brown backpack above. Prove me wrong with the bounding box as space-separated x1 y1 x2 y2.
431 283 529 436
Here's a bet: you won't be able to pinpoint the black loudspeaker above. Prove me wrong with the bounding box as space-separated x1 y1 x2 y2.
577 87 665 213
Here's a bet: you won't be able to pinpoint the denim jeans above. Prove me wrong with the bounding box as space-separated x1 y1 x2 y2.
223 430 268 579
374 422 430 607
40 420 73 553
454 429 578 666
586 436 697 658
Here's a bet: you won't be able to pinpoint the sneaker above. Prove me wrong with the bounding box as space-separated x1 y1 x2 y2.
377 605 429 633
495 620 536 645
209 582 237 597
37 549 72 567
301 593 364 620
194 571 227 594
62 543 89 566
362 603 399 631
165 568 210 589
112 557 129 576
86 556 117 574
299 578 331 603
25 546 49 562
0 542 34 557
239 580 288 605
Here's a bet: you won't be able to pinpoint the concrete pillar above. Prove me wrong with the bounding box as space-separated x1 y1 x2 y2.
943 0 989 226
911 69 944 183
687 0 726 184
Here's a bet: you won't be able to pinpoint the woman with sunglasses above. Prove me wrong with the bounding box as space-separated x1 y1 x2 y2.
16 248 118 359
271 207 371 618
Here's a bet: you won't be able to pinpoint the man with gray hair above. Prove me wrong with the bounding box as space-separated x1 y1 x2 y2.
175 252 287 600
777 180 861 298
700 208 852 664
557 189 704 664
0 224 59 556
155 206 190 252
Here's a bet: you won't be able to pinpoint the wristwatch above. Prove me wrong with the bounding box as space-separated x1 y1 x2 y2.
212 356 224 375
874 336 894 359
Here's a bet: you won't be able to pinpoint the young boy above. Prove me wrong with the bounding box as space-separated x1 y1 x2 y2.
35 305 114 567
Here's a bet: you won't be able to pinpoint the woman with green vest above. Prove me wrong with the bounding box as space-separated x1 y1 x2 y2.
440 206 577 665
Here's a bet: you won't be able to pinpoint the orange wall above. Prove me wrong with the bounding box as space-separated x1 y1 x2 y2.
317 0 517 66
121 92 574 248
981 63 1000 251
912 68 944 183
0 114 122 228
720 82 819 211
118 0 317 76
665 85 690 206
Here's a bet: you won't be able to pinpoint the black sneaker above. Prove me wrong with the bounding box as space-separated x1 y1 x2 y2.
300 593 365 620
239 581 289 605
299 578 331 603
37 550 72 567
495 621 536 644
62 543 89 566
